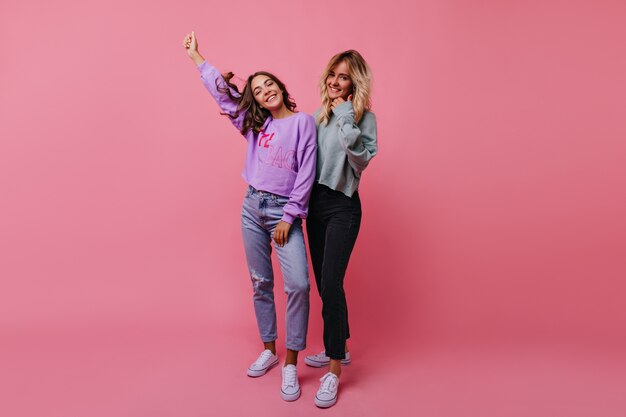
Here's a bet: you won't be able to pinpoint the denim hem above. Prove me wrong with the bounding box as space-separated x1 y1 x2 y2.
286 344 306 352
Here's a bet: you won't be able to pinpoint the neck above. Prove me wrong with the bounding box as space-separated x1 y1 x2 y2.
270 106 294 119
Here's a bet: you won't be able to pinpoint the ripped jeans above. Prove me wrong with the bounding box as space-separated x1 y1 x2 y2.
241 186 310 351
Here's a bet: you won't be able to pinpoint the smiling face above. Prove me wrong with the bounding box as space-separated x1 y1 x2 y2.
326 60 353 101
251 75 284 112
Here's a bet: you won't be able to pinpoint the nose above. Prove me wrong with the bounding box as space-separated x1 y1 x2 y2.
329 75 339 86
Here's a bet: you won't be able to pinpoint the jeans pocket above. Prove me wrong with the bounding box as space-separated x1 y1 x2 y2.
273 195 289 207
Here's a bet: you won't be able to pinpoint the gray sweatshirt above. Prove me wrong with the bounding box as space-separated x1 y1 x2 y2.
315 101 378 197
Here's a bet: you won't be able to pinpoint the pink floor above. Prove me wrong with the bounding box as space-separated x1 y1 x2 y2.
3 325 624 417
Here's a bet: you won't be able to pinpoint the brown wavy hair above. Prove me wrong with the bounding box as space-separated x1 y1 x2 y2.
217 71 297 135
317 50 372 125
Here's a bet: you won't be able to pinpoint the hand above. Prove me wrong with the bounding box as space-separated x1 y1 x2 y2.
183 31 205 65
330 94 352 110
273 221 291 247
182 31 197 54
183 31 199 56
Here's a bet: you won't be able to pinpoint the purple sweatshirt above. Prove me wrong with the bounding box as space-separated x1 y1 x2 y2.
198 61 317 224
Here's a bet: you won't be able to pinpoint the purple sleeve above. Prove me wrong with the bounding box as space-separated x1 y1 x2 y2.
197 61 245 132
281 115 318 224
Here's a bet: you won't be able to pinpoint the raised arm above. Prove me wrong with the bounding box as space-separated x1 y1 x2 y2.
183 32 245 132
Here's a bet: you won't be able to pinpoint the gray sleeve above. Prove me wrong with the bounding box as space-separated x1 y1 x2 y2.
332 102 378 177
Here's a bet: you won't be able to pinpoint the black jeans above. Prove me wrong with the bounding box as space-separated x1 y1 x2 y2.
306 183 362 360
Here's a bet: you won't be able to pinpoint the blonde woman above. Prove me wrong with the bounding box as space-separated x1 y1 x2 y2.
304 50 378 408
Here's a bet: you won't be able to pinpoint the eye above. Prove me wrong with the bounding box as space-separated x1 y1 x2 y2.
340 76 349 81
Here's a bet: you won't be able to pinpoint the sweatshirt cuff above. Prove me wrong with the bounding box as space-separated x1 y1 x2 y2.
332 101 354 118
281 212 296 224
197 60 209 71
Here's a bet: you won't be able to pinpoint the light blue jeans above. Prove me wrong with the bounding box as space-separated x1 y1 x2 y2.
241 186 310 351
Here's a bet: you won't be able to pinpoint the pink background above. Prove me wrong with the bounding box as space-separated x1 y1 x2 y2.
1 0 625 416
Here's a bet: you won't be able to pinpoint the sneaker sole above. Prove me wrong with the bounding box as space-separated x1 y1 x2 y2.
247 358 279 377
314 394 337 408
304 357 351 368
280 386 301 402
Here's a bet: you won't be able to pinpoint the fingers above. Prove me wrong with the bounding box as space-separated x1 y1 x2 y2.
280 224 290 246
272 227 280 246
182 32 196 49
272 222 291 247
330 97 345 110
273 229 283 247
278 228 286 246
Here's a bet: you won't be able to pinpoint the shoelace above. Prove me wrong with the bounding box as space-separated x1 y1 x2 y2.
254 350 273 367
313 351 327 359
283 366 298 387
318 373 337 394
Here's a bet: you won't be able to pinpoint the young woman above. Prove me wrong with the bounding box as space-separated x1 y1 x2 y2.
183 32 317 402
304 50 378 408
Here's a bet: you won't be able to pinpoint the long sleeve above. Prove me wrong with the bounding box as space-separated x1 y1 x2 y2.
332 101 378 177
197 61 245 133
281 116 318 224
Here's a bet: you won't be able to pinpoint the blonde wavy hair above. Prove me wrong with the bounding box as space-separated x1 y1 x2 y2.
317 50 372 125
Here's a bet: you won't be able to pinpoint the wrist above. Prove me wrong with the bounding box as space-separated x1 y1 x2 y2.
281 213 295 224
332 100 353 117
188 50 204 64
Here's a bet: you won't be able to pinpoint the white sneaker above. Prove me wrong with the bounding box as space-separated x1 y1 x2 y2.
314 372 339 408
247 349 278 377
280 364 301 401
304 350 351 367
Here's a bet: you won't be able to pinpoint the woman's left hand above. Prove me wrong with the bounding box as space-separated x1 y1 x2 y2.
273 221 291 247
